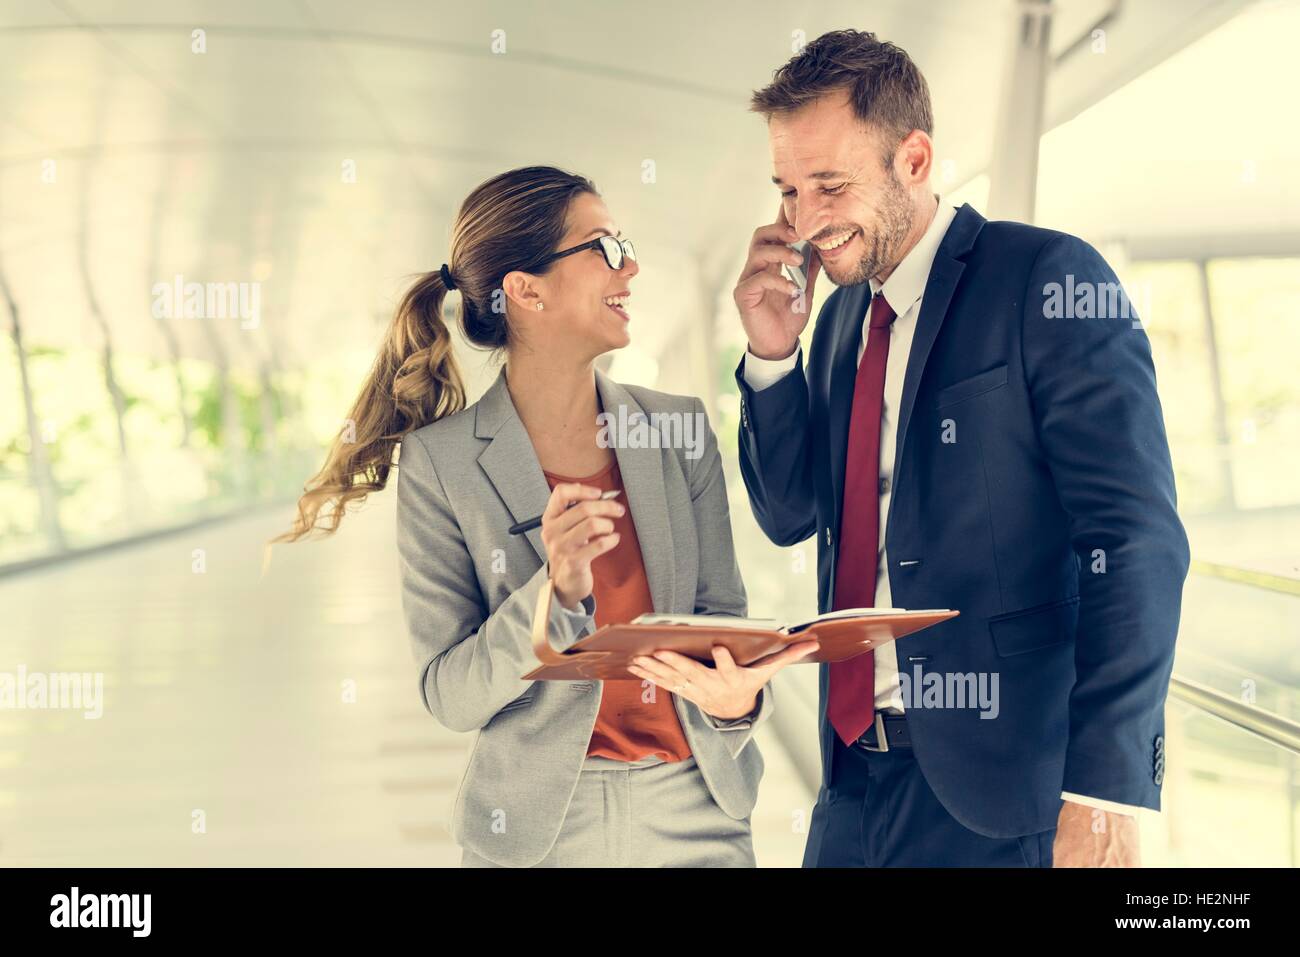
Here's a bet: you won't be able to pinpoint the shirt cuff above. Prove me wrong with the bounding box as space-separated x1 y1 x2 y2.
702 688 764 729
741 345 801 392
1061 791 1146 816
547 591 597 652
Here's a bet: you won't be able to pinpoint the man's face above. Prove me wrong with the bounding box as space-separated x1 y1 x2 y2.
768 88 914 287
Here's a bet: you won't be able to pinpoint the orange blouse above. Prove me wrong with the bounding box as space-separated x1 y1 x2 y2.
542 460 693 763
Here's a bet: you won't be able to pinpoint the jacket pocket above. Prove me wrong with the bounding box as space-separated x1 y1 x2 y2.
987 595 1079 657
936 364 1008 408
495 688 536 715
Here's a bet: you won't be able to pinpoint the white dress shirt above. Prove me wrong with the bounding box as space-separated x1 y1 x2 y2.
741 195 1142 817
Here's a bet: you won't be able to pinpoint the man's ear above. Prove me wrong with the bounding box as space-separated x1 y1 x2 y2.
501 270 542 312
896 129 933 185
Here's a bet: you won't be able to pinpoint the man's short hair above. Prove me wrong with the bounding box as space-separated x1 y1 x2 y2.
750 29 933 160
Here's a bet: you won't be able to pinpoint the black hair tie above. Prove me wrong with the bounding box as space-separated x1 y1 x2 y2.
439 263 457 291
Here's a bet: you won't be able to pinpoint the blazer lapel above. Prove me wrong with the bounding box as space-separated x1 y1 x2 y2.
595 369 676 614
474 365 677 614
893 203 984 472
475 367 552 567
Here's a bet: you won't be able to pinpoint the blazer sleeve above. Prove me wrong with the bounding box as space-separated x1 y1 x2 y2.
1021 234 1191 809
395 431 598 733
734 347 819 547
685 397 776 757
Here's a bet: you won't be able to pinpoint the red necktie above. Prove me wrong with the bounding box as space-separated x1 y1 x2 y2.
828 291 896 747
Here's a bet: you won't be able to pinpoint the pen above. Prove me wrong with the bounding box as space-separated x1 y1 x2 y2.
508 489 623 535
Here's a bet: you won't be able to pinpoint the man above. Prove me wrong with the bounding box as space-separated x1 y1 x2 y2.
733 29 1189 867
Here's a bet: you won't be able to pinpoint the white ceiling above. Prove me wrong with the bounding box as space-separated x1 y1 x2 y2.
0 0 1261 377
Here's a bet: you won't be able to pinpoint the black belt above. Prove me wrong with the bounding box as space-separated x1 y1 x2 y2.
853 711 911 751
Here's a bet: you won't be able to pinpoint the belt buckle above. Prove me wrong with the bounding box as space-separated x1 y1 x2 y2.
858 711 890 753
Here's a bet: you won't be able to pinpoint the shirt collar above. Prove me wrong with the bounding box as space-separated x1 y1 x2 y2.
869 194 958 317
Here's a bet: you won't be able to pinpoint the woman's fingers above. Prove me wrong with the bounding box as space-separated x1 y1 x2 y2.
541 484 622 605
748 639 821 677
710 644 740 678
629 653 687 687
628 662 710 711
549 498 624 538
649 649 715 682
633 642 814 688
568 532 619 567
557 514 616 552
542 482 620 540
542 482 600 520
630 650 707 692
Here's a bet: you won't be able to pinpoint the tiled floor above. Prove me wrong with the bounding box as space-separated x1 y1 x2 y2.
0 490 815 867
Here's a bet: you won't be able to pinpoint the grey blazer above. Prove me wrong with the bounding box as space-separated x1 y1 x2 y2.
395 365 775 867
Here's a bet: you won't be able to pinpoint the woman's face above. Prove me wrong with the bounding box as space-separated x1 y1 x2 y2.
524 191 639 357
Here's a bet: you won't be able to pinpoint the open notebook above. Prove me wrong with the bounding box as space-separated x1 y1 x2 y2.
526 584 961 680
632 607 954 636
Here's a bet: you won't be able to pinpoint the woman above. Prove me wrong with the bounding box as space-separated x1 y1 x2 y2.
273 166 816 867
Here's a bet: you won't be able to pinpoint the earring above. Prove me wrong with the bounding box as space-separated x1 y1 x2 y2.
535 302 545 311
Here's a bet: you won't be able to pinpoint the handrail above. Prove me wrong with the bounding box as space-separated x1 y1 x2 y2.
1190 559 1300 597
774 671 1300 799
0 498 298 580
1169 675 1300 756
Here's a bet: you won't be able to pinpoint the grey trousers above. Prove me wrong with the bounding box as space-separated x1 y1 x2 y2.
460 754 756 867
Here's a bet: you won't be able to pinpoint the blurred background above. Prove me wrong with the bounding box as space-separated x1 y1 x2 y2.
1 0 1297 866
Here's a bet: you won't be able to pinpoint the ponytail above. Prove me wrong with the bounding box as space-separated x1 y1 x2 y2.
269 270 464 544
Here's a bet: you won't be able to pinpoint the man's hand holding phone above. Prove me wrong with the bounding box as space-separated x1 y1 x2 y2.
733 203 822 361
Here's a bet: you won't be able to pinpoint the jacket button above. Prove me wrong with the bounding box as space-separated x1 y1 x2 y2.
879 476 889 495
826 527 833 546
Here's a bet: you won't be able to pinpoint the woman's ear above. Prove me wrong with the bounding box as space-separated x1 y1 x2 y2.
501 270 543 314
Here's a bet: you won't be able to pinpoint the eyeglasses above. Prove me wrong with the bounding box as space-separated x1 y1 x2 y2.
536 235 637 272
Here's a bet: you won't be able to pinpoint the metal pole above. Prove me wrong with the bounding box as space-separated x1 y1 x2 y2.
987 0 1054 223
1195 259 1237 511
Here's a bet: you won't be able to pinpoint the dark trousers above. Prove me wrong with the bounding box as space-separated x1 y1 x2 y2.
802 732 1056 867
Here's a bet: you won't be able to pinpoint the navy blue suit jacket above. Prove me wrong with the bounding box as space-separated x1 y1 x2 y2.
735 204 1190 838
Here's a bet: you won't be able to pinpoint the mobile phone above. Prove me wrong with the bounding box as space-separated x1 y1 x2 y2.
780 240 810 291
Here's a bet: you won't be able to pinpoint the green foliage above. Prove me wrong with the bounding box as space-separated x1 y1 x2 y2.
24 345 66 359
192 377 224 448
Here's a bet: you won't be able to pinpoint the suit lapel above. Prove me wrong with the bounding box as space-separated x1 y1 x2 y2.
476 367 552 566
892 204 984 473
474 365 677 614
595 369 676 614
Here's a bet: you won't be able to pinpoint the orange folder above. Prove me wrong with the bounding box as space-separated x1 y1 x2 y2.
524 582 958 681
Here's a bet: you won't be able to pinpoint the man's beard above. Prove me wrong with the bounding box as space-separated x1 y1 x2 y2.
822 169 913 288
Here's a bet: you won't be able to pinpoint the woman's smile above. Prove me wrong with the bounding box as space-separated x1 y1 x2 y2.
602 291 631 321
